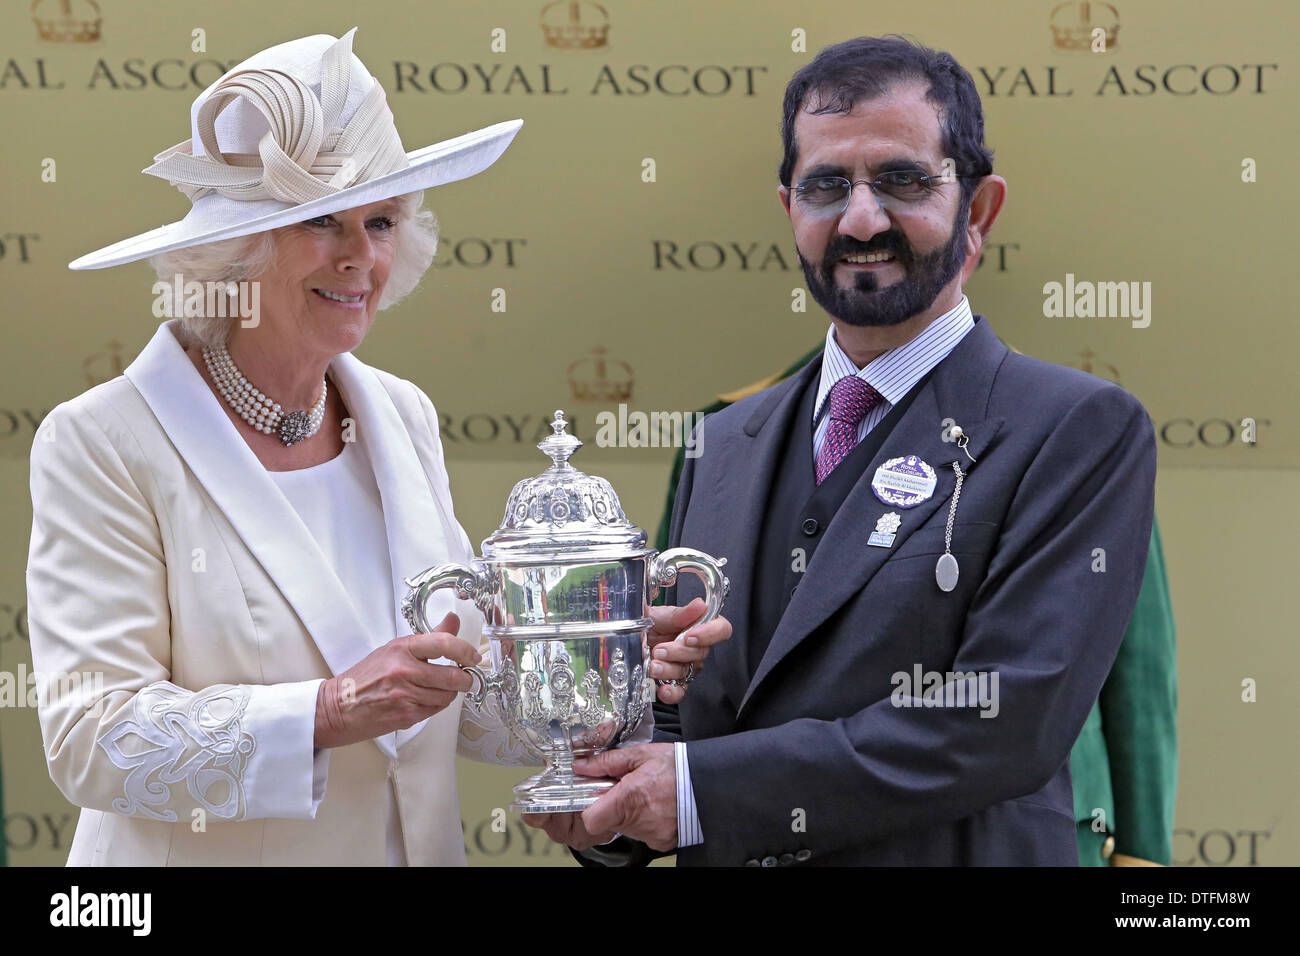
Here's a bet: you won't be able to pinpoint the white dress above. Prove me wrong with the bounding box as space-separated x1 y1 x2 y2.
266 439 408 866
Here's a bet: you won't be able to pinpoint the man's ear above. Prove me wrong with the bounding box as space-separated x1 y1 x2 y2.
778 184 792 219
961 175 1007 280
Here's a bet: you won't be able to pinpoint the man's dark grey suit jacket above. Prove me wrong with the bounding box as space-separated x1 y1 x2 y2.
605 312 1156 866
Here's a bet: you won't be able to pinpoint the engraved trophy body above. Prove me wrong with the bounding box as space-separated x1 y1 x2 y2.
403 411 728 813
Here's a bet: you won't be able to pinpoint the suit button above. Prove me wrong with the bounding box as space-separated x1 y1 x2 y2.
744 858 760 867
802 518 819 535
795 849 812 862
779 853 794 866
761 856 778 867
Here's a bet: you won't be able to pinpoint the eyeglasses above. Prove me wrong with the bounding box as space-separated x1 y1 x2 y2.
792 169 965 218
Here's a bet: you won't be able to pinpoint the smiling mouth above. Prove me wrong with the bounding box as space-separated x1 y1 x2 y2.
313 289 366 304
841 251 896 265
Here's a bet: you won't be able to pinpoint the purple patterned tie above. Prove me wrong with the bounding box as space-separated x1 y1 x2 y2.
815 376 884 485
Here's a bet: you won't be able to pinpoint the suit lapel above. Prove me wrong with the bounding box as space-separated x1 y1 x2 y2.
327 352 468 753
124 321 457 760
699 356 822 698
737 316 1009 719
328 351 466 641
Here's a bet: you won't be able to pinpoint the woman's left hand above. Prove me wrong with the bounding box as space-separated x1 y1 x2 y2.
646 597 732 705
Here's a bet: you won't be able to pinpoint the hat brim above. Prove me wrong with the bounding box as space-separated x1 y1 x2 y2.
68 118 523 271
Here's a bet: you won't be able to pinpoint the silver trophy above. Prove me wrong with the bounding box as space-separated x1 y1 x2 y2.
403 410 728 813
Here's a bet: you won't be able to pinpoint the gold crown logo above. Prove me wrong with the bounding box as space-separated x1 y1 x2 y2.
32 0 102 43
1068 348 1122 385
1050 1 1119 52
568 346 633 402
540 1 610 50
83 340 125 387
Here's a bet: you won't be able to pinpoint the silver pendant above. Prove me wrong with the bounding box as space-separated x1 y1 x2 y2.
278 409 313 446
936 553 959 592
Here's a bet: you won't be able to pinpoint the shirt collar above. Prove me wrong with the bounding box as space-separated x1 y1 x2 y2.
813 295 975 424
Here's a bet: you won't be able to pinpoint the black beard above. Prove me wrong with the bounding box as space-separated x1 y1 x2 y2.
799 201 970 328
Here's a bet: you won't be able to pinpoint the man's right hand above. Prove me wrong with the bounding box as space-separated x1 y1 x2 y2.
522 811 618 851
313 611 481 749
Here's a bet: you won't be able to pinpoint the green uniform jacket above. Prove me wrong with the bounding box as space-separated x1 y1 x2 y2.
655 343 1178 866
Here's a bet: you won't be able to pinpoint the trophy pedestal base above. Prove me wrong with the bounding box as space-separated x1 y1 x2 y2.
510 769 616 814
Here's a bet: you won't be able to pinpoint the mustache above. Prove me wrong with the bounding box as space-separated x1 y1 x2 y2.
823 235 911 268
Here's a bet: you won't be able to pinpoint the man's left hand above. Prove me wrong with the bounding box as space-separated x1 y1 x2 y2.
577 743 678 852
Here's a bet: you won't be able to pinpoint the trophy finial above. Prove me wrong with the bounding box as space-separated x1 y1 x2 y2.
537 409 583 468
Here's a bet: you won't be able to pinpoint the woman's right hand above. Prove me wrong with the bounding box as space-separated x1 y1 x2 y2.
313 612 481 749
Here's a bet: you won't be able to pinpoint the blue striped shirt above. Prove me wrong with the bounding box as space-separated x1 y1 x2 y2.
675 295 977 850
812 296 975 463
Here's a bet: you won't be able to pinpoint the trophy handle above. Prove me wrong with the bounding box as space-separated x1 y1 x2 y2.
402 561 495 632
648 548 730 625
461 664 498 705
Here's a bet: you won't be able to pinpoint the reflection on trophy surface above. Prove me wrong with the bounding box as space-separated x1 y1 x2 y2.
403 410 728 812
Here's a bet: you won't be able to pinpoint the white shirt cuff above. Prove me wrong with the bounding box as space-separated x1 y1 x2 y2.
675 741 703 847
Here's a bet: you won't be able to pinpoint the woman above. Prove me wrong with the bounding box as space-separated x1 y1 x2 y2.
27 28 728 866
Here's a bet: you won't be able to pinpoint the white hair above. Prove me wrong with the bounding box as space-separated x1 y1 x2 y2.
148 191 438 349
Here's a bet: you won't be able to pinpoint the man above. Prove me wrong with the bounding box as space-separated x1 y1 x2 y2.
649 354 1177 868
529 35 1157 865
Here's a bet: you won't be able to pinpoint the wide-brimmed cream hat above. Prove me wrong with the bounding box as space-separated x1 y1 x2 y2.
69 27 522 270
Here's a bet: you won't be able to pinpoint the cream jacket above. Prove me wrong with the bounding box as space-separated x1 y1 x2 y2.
26 320 522 866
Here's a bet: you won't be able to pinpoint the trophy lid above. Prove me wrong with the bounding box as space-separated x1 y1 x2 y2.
483 410 649 557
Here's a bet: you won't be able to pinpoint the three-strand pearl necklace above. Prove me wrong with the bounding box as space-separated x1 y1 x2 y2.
202 345 327 447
